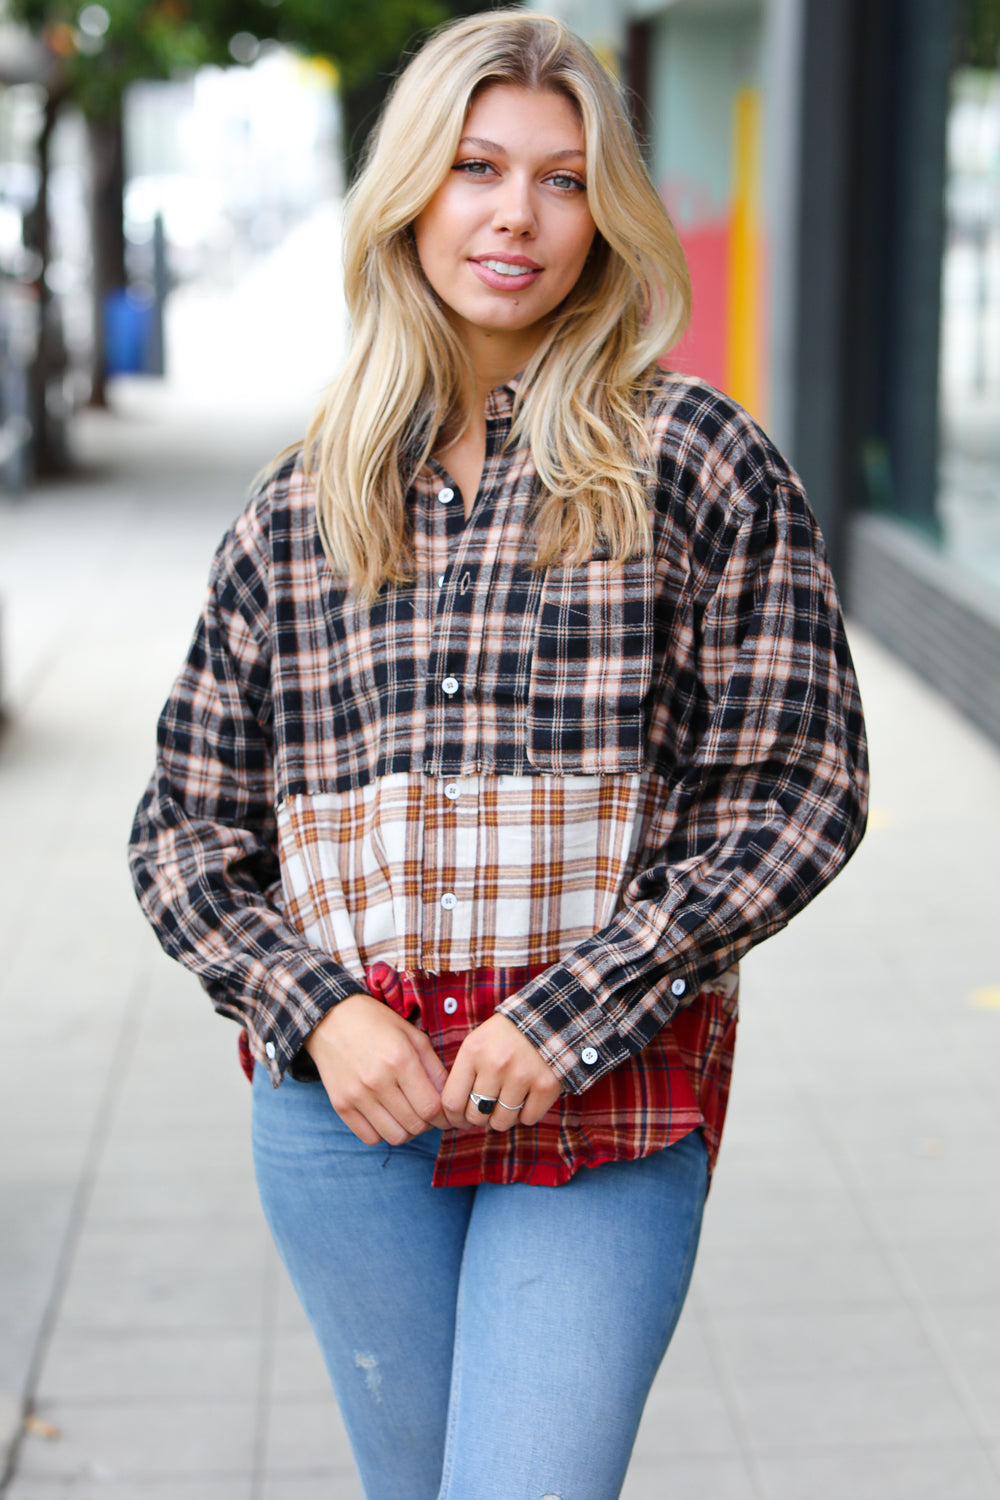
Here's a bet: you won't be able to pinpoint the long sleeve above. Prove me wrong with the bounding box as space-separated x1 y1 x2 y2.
128 490 363 1084
497 421 869 1093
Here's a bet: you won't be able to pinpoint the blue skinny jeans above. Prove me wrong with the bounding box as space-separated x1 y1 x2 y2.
252 1067 708 1500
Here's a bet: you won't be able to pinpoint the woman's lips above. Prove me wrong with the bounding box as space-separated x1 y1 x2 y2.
470 257 542 290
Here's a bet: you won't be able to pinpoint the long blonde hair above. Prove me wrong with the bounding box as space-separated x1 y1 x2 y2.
306 10 691 598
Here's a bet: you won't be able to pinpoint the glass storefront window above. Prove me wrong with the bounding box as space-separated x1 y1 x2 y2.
938 63 1000 593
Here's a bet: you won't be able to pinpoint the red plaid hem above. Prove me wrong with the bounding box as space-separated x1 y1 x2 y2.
239 964 735 1187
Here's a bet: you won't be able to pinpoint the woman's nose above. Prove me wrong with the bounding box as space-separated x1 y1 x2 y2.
492 175 536 235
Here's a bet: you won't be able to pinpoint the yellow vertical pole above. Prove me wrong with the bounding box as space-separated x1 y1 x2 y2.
725 87 762 417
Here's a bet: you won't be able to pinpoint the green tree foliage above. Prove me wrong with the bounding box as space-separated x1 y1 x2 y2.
964 0 1000 68
7 0 456 119
5 0 477 420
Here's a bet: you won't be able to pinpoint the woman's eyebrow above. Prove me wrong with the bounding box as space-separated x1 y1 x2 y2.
458 135 585 161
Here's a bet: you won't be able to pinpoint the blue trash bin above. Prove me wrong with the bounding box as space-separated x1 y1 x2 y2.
103 290 154 376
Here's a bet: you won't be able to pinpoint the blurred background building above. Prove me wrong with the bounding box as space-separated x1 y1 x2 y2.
1 0 999 743
533 0 1000 744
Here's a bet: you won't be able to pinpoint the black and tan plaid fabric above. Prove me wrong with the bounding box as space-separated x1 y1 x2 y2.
130 372 868 1094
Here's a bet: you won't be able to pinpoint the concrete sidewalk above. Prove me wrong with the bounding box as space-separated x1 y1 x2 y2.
2 261 1000 1496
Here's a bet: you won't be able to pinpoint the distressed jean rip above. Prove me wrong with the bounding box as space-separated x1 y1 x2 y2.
353 1351 383 1402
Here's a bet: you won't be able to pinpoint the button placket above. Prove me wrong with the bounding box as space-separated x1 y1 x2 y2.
422 420 517 773
425 478 474 767
423 770 481 966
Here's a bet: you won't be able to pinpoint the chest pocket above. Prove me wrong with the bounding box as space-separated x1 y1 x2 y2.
526 556 654 774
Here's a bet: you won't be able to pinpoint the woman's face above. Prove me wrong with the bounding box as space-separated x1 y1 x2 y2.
413 84 596 367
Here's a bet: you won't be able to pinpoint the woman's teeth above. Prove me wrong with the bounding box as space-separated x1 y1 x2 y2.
479 260 535 276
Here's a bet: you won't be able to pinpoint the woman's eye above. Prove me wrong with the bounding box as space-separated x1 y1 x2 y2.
454 159 493 176
548 173 586 192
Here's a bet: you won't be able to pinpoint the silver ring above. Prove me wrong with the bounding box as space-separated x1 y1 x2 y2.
469 1091 497 1115
495 1098 526 1112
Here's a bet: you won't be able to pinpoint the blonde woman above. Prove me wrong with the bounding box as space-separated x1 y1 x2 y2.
130 11 868 1498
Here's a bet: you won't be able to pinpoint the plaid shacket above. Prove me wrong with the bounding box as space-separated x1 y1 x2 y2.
130 372 868 1184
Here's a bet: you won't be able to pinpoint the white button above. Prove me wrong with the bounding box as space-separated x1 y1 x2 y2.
443 996 458 1015
264 1041 276 1059
440 892 458 910
581 1046 599 1065
670 978 687 997
444 781 461 800
437 573 446 587
441 676 460 695
437 487 455 504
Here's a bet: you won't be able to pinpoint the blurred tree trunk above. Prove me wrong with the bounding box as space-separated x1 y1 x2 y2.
24 93 60 473
87 108 126 408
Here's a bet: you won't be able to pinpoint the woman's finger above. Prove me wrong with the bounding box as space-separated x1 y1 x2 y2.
440 1049 478 1127
517 1077 563 1128
393 1046 450 1129
486 1093 529 1133
394 1089 441 1140
463 1073 505 1129
334 1102 383 1147
411 1026 449 1093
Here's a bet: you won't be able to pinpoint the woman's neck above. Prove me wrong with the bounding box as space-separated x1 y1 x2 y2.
436 326 538 515
456 319 540 404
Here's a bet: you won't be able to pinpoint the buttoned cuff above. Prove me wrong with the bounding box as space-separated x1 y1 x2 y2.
496 954 699 1093
240 946 368 1086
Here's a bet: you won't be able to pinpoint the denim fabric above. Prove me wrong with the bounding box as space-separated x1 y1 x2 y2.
252 1067 708 1500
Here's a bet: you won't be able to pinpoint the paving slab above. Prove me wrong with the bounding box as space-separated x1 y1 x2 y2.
36 1332 262 1404
260 1394 356 1477
755 1443 1000 1500
622 1454 759 1500
734 1365 980 1452
6 1481 251 1500
14 1400 256 1484
269 1333 334 1401
259 1477 363 1500
632 1377 744 1460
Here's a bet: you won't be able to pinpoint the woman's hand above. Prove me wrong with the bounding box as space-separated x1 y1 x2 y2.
304 993 449 1146
441 1013 562 1132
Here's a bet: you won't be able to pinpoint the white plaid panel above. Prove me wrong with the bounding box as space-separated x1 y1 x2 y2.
276 771 643 975
277 774 425 979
